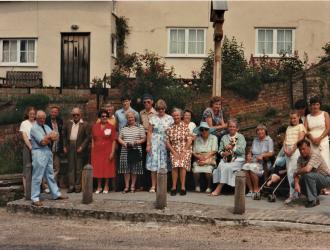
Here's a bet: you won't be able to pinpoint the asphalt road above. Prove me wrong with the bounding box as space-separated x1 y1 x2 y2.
1 208 330 250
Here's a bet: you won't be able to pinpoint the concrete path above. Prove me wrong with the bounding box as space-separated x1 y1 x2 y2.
7 191 330 231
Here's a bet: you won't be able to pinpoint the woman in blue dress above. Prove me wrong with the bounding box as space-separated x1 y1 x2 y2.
146 99 174 192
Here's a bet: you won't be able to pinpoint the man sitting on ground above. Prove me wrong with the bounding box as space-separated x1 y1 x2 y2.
293 139 330 208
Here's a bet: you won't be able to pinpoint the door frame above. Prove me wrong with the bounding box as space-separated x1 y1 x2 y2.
60 32 91 89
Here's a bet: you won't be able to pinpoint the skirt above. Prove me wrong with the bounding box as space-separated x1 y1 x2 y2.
213 158 245 186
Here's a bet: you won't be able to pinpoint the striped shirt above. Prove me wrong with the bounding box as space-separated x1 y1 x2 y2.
119 124 145 143
297 153 330 176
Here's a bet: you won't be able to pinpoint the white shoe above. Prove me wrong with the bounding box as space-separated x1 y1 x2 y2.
195 186 201 192
95 189 102 194
44 188 50 194
245 191 253 197
205 188 212 193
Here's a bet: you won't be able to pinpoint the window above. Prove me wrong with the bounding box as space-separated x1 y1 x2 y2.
255 28 295 57
0 39 37 66
168 28 206 57
111 35 117 58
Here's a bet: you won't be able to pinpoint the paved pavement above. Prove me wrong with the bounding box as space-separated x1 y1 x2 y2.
7 190 330 231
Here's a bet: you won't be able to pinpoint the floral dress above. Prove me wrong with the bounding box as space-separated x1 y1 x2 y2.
146 115 174 171
166 122 192 171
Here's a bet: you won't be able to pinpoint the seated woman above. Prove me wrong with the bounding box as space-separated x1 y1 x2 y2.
242 124 274 196
192 122 218 193
210 119 246 196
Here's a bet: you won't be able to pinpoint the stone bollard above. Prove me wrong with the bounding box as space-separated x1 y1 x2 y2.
25 163 32 200
233 171 246 214
155 168 167 209
82 164 93 204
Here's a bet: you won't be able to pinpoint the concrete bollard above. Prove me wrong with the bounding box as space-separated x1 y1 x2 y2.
155 168 167 209
25 163 32 200
233 171 246 214
82 164 93 204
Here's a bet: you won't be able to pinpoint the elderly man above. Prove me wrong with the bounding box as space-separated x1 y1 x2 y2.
63 107 90 193
30 110 67 207
294 139 330 207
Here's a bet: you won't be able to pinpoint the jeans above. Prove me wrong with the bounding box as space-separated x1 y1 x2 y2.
31 149 61 202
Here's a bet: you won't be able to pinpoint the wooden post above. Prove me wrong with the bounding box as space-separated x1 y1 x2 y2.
25 163 32 201
233 171 246 214
82 164 93 204
155 168 167 209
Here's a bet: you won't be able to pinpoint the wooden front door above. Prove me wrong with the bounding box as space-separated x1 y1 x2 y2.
61 33 90 88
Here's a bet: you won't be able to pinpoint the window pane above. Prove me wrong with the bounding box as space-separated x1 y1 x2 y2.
2 51 9 62
277 30 284 42
266 41 273 54
286 43 292 54
3 40 9 52
28 40 35 51
28 51 34 62
188 41 195 54
196 41 204 54
169 30 177 54
178 41 185 54
258 42 265 54
170 29 177 42
285 30 292 42
258 30 265 42
177 30 185 53
265 30 273 42
20 51 27 63
9 40 17 62
197 30 204 42
20 40 27 51
277 42 285 54
189 29 196 42
178 30 185 42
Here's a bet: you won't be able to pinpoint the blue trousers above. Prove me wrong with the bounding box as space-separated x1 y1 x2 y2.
31 149 61 202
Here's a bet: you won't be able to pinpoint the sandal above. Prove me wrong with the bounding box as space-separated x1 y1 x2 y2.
149 187 156 193
122 188 129 194
130 187 135 193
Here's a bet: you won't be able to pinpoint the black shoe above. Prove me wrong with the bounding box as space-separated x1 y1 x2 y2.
180 189 187 196
305 199 320 208
67 187 75 193
170 189 177 196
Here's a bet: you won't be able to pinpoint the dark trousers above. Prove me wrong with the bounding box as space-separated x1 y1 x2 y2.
68 141 84 190
301 172 330 202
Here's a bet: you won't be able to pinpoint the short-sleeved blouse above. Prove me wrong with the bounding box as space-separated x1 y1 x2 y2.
193 134 218 154
251 135 274 167
19 120 35 140
285 124 305 146
202 107 223 126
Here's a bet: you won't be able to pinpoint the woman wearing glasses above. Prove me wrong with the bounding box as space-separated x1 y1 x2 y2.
91 110 117 194
146 99 174 192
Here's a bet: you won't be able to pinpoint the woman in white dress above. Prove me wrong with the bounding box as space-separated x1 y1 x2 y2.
305 96 330 193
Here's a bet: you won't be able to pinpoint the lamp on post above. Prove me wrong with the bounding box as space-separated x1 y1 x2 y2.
210 0 228 97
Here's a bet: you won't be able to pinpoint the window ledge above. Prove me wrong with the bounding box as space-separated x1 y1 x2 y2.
253 54 293 58
0 63 37 67
165 55 207 59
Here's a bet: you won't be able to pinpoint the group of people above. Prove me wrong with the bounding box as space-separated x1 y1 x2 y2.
19 93 330 208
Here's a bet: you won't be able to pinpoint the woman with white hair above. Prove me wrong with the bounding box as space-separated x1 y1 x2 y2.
210 119 246 196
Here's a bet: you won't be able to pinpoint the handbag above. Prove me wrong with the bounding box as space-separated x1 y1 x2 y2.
196 153 216 166
127 146 142 165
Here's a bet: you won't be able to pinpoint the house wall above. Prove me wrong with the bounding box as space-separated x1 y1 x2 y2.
118 1 330 78
0 1 114 87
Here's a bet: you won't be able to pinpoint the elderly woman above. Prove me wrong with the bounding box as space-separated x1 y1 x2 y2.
166 108 192 196
91 110 117 194
305 96 330 194
210 119 246 196
146 99 174 192
202 96 227 140
118 111 146 193
192 122 218 193
19 106 36 194
242 124 274 196
183 109 196 137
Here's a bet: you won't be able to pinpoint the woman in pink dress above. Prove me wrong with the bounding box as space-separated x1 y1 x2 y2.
91 110 117 194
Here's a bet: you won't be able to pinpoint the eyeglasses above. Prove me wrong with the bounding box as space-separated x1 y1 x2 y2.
200 128 209 132
143 100 151 104
101 115 108 118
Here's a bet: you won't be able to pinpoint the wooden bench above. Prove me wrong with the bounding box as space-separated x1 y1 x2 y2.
0 71 42 87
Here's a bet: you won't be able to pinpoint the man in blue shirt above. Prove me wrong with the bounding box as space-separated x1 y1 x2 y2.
30 110 67 207
115 94 140 131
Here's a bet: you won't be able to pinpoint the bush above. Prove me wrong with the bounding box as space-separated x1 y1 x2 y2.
0 109 23 125
0 136 23 174
16 94 50 111
320 42 330 63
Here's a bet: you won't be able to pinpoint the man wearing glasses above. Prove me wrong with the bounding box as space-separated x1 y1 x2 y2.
63 107 90 193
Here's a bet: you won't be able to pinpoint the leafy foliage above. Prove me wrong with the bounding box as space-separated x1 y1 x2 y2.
116 16 130 58
320 42 330 63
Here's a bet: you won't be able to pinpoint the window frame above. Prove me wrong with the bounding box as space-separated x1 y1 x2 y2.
0 38 38 67
167 27 207 58
254 28 295 57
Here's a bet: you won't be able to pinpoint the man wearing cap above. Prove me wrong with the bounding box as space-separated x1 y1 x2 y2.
115 94 140 131
139 94 157 190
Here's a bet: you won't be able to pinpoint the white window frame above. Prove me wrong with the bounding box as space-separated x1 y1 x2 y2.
167 28 207 58
254 28 295 57
0 38 38 66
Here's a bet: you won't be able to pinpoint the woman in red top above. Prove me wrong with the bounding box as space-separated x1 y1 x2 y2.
91 110 117 194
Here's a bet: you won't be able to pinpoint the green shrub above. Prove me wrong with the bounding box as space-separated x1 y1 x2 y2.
0 109 24 125
16 94 50 111
0 136 23 174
